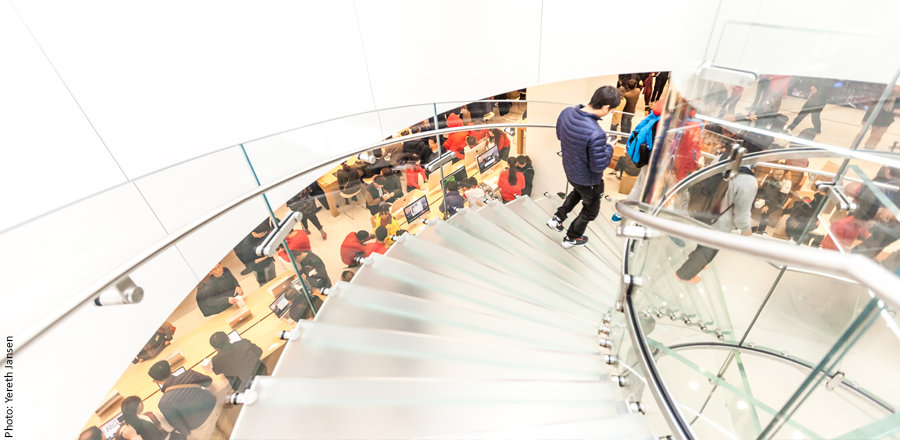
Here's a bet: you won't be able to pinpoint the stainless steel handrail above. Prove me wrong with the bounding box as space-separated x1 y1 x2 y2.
616 200 900 311
13 121 555 353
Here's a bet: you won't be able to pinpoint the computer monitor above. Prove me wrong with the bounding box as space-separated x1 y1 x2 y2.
267 274 298 297
403 195 430 224
442 166 467 187
100 413 124 440
269 292 292 317
477 145 500 174
227 330 241 343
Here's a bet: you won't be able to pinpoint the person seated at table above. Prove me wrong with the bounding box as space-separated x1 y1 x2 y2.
514 155 535 197
284 289 323 321
489 128 511 162
208 331 267 392
460 177 488 208
133 322 176 364
380 167 404 197
195 264 244 317
336 162 364 204
117 396 169 440
340 230 373 266
365 176 396 215
233 220 276 284
498 163 525 203
420 137 441 164
821 206 878 251
368 226 391 255
439 180 466 217
373 205 401 245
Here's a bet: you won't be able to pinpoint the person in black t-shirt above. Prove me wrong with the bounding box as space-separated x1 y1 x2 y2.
195 264 243 317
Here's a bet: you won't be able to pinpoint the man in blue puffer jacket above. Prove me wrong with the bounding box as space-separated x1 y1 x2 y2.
547 86 620 248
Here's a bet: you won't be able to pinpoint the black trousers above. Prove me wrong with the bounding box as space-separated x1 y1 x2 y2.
788 110 822 133
651 76 668 102
676 245 719 280
555 181 604 240
620 114 634 140
301 212 323 231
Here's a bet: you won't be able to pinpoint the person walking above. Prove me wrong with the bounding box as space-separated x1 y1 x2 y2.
546 86 620 248
787 84 827 134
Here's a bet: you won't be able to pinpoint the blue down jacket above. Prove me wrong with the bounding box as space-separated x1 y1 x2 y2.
556 105 612 186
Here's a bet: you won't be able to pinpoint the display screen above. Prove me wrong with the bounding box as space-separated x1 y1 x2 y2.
442 166 467 186
477 145 500 174
269 292 291 317
100 414 124 439
227 330 241 343
403 195 430 224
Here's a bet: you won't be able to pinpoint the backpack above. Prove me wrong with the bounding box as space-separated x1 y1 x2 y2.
626 113 661 167
687 167 753 225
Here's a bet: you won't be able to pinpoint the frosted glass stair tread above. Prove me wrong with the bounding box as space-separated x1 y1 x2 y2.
231 377 624 439
316 284 601 353
273 321 612 380
351 254 600 335
506 197 616 271
448 209 600 290
385 235 604 320
441 414 654 440
477 202 615 285
414 220 609 310
534 196 623 260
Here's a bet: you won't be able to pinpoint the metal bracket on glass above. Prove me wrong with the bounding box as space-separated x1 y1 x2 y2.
610 375 629 387
93 276 144 306
556 150 562 157
598 337 613 349
623 274 644 288
816 181 857 211
617 224 659 240
825 371 845 391
598 325 611 336
228 389 258 405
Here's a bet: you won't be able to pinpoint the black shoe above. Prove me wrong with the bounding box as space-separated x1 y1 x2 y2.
240 267 254 276
562 235 588 248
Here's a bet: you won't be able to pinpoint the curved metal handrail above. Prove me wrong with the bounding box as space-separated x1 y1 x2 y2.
13 121 556 353
616 199 900 311
666 342 894 414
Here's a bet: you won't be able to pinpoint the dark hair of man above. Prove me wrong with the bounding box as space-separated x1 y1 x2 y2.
209 331 230 350
626 79 637 90
79 426 103 440
341 270 355 282
466 136 477 147
459 178 473 190
284 289 299 302
589 85 622 109
516 155 531 167
148 360 172 382
506 167 518 185
446 181 459 192
356 230 370 241
375 226 388 242
373 176 385 186
378 204 391 215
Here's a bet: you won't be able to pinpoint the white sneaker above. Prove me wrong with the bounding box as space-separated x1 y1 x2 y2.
547 215 564 232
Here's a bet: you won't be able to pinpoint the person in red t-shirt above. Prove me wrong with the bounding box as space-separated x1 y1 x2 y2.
276 229 311 262
340 230 373 266
821 214 875 251
367 226 390 256
403 157 427 190
469 128 489 143
446 112 463 128
498 165 526 202
443 132 470 160
489 129 511 161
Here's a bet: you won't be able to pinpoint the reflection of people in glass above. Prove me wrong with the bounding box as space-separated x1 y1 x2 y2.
196 264 244 317
862 86 900 150
787 83 827 134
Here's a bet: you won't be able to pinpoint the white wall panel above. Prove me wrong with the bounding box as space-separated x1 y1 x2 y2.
133 146 259 233
12 0 375 179
0 1 125 232
0 183 167 337
539 0 718 85
356 0 543 108
17 247 198 440
242 131 333 185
